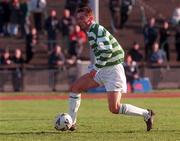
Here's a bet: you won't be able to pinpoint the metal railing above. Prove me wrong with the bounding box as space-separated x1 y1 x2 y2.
0 64 75 92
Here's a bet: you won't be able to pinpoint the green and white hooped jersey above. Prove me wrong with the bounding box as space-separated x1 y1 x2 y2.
87 22 125 70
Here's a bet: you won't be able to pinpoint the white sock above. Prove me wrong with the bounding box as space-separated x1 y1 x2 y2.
119 104 150 121
68 92 81 124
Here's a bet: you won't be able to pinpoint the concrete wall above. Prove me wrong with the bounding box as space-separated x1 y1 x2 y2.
144 68 180 89
0 65 180 92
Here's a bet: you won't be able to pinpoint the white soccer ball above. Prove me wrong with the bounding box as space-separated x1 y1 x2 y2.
54 113 73 131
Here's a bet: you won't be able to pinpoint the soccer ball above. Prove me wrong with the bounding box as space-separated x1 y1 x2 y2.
54 113 73 131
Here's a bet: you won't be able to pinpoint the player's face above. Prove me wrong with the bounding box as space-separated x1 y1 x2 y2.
76 12 89 31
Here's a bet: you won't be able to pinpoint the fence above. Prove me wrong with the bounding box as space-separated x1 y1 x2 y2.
0 65 78 92
0 63 180 92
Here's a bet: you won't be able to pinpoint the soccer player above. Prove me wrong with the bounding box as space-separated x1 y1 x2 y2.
68 6 155 131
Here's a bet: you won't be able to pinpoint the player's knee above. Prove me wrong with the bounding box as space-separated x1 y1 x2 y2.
109 106 119 114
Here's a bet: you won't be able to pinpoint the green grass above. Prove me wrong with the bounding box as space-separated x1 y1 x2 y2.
0 96 180 141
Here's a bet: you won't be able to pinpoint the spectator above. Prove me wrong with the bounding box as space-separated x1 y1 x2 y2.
150 42 166 64
8 0 21 36
44 9 58 52
0 1 5 36
0 49 12 65
69 24 87 58
25 27 38 63
79 0 89 8
124 54 139 92
128 42 143 62
0 49 11 92
66 55 77 66
0 0 10 36
12 48 24 64
28 0 47 33
120 0 134 28
109 0 120 33
143 17 158 60
65 0 80 16
171 4 180 26
140 6 147 29
159 20 171 61
19 0 29 38
175 23 180 61
0 49 3 64
59 8 75 55
11 48 24 91
48 45 65 91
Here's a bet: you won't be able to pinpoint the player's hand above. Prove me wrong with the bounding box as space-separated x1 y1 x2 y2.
89 69 97 78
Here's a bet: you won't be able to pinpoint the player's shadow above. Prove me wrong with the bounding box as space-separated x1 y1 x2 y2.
1 129 179 136
75 129 180 134
0 131 68 136
0 130 138 135
0 118 50 122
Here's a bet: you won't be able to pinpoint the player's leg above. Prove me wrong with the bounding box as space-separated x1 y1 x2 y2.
107 92 155 131
70 73 100 93
68 73 99 130
104 64 154 131
107 92 149 116
106 92 121 114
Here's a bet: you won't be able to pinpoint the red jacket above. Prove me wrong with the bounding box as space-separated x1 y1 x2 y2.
69 30 87 43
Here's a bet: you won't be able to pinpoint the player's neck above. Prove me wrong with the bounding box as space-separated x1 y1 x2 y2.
87 20 95 32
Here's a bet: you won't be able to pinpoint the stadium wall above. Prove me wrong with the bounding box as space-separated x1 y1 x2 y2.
0 65 180 92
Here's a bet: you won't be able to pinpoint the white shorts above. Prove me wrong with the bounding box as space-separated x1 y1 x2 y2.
94 63 127 93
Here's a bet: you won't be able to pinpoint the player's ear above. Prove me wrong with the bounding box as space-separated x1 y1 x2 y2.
87 16 94 24
89 16 94 21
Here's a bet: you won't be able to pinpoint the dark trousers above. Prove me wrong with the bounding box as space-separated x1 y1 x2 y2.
26 49 34 63
47 35 56 52
110 10 120 29
176 43 180 61
0 20 3 34
49 69 59 91
0 70 7 92
12 69 23 91
69 41 78 56
33 12 42 32
127 77 135 92
20 19 27 37
145 43 153 61
120 7 129 28
163 43 170 61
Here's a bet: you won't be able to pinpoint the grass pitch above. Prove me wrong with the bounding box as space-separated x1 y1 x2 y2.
0 94 180 141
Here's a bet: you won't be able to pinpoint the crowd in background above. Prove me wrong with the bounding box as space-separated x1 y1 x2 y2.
0 0 88 66
109 0 180 64
0 0 89 91
0 0 180 65
0 0 180 92
109 0 180 91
